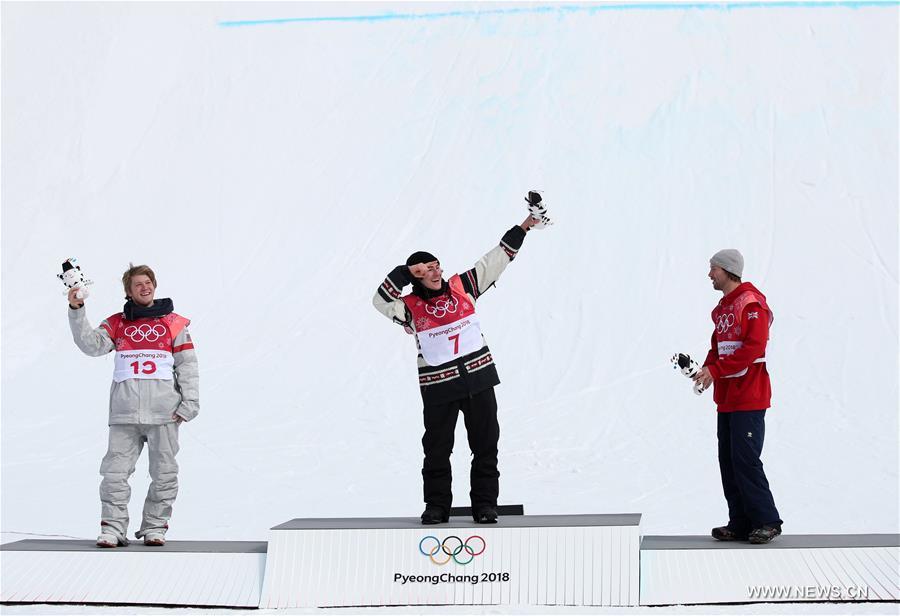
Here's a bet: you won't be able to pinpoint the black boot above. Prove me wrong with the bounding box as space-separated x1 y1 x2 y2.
748 524 782 544
421 505 449 525
473 506 498 524
711 525 749 541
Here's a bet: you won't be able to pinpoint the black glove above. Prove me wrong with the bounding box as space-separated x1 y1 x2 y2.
397 265 415 286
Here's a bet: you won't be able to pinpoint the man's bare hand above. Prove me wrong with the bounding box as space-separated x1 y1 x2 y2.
408 263 428 279
67 287 85 308
693 366 714 390
520 215 538 231
409 261 440 280
172 413 184 424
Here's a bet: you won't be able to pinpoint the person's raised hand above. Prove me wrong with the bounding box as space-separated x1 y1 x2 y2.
408 263 429 279
68 287 85 309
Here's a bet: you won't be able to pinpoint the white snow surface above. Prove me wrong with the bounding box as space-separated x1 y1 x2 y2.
2 1 898 561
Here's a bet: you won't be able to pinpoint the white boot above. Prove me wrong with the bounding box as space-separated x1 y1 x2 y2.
96 531 126 548
142 531 166 546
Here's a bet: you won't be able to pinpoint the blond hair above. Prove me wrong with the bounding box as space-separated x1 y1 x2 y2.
122 263 157 298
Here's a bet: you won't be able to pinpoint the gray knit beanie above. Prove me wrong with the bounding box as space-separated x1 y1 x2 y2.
710 249 744 278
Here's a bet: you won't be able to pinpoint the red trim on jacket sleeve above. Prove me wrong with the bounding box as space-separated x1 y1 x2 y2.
101 313 122 338
173 342 195 353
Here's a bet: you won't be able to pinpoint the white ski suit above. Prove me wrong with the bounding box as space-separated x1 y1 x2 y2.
69 305 199 542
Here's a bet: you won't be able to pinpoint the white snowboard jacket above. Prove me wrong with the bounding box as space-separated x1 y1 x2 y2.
68 306 200 425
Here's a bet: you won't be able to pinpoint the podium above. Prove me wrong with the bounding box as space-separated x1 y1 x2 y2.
3 523 896 608
259 513 641 607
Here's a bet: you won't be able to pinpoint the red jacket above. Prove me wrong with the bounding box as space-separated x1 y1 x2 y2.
703 282 772 412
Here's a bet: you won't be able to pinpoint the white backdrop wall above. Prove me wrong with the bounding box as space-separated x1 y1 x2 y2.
2 1 897 543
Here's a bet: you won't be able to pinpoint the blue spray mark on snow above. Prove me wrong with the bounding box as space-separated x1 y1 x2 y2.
219 1 898 28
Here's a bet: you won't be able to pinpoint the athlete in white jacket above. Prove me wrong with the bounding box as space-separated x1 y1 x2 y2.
68 264 199 547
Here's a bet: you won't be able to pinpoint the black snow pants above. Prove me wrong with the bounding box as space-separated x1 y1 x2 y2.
421 387 499 513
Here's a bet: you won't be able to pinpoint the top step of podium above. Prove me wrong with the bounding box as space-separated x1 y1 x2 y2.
271 513 641 531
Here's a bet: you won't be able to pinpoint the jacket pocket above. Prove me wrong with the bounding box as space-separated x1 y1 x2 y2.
109 380 139 422
149 379 182 418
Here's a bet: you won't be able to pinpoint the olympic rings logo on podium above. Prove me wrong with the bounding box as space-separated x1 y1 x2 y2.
419 535 486 566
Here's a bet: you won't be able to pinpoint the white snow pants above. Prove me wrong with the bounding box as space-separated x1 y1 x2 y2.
99 423 179 541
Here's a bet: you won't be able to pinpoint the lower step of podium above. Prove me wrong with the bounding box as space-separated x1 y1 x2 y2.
260 514 641 607
639 534 900 605
0 539 266 607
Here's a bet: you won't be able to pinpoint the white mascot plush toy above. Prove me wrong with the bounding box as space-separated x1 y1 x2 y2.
526 191 553 228
671 352 706 395
58 258 93 300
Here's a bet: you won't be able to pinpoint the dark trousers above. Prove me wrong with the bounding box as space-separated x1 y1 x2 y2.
422 387 500 512
717 410 782 532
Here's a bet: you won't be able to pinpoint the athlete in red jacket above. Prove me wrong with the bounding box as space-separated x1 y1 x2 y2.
694 249 783 544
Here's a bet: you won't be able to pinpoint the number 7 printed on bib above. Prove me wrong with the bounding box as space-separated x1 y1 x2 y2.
417 317 483 365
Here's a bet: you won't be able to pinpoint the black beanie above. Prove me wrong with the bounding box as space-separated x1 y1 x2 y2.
406 251 438 267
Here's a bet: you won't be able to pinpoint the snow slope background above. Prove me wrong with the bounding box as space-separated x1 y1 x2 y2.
1 1 897 545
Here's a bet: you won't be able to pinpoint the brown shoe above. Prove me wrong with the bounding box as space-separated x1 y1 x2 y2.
748 525 782 544
711 526 749 541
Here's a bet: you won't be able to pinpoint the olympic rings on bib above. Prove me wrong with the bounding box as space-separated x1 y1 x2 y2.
418 535 486 566
425 296 459 319
124 323 167 343
716 313 735 334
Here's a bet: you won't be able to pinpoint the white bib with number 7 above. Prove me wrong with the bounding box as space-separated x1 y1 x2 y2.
417 314 484 366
